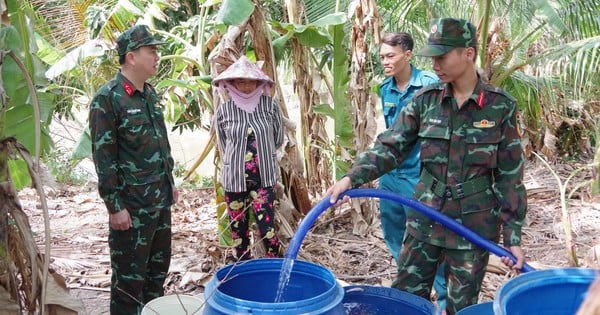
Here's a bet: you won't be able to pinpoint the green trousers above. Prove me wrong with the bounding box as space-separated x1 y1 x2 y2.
392 234 489 315
379 172 447 309
109 207 171 315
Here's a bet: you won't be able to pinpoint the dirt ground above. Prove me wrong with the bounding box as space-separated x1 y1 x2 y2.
19 156 600 314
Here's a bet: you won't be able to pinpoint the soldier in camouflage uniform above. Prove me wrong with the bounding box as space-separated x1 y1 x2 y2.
89 25 178 315
327 18 527 315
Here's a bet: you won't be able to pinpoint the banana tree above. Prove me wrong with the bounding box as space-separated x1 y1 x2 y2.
1 4 51 313
268 2 378 234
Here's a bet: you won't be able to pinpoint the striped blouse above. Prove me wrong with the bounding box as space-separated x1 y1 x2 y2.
215 95 284 192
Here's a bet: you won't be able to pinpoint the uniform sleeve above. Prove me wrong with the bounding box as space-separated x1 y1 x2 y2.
346 100 420 187
214 106 226 154
272 99 284 149
89 93 125 214
495 100 528 246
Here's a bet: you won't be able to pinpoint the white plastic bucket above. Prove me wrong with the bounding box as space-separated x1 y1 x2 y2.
141 295 205 315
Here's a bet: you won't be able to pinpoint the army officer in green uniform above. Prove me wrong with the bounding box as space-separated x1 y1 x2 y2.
327 18 527 315
89 25 178 315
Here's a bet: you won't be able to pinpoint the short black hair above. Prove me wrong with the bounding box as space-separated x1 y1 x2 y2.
381 32 414 52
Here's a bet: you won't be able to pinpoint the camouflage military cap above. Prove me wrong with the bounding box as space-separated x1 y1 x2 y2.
417 18 477 57
116 25 166 56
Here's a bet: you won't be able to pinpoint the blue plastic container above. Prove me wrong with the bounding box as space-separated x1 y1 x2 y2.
342 285 440 315
494 268 598 315
203 258 345 315
456 301 493 315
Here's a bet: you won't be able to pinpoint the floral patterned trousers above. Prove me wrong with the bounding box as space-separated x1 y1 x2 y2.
225 186 280 260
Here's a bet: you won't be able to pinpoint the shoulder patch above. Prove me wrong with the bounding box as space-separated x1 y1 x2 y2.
515 111 525 138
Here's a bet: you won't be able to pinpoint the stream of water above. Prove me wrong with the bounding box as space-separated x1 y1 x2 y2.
273 257 295 303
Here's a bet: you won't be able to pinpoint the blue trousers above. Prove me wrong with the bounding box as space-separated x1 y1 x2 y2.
379 172 447 309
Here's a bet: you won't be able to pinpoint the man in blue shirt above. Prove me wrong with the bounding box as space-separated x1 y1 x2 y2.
378 32 447 310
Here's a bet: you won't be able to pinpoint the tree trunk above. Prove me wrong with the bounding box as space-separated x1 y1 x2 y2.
285 0 333 200
0 148 7 267
347 0 383 234
250 1 313 215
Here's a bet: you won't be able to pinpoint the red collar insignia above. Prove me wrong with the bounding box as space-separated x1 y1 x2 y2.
476 90 484 109
123 81 134 97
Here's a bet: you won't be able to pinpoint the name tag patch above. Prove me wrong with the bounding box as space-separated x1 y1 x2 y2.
126 109 142 114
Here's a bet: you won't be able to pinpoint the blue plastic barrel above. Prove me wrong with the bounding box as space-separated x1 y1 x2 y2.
203 258 345 315
494 268 598 315
342 285 440 315
456 301 493 315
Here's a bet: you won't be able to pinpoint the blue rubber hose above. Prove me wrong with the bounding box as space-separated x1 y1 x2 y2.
285 188 535 273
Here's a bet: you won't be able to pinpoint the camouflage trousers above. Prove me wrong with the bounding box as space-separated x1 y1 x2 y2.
391 234 489 315
108 207 172 315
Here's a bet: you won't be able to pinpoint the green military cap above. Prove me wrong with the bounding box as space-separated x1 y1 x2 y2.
417 18 477 57
116 25 166 56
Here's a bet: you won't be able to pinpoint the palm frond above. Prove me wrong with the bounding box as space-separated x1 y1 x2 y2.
561 0 600 39
28 0 88 51
87 0 144 42
540 36 600 100
502 70 545 120
303 0 351 22
375 0 430 70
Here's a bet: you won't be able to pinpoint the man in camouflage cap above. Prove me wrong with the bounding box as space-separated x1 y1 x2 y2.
116 24 166 56
89 24 177 314
328 17 527 315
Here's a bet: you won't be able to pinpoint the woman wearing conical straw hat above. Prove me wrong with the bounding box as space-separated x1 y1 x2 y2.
213 56 284 260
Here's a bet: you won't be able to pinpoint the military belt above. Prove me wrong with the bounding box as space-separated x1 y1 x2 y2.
421 168 492 200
